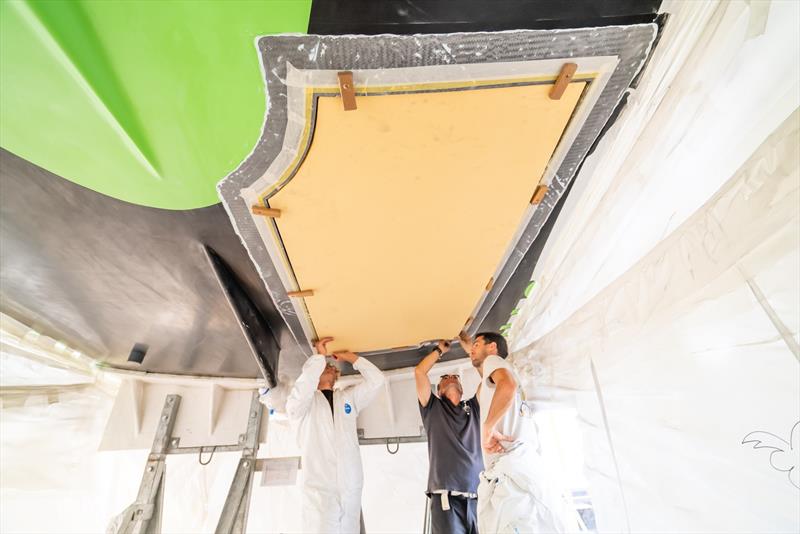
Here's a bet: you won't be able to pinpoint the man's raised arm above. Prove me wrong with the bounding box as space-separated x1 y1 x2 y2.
458 330 473 354
285 337 331 420
336 350 386 411
414 340 450 407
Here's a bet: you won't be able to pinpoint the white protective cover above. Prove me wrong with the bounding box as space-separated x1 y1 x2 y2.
507 1 800 532
284 354 385 533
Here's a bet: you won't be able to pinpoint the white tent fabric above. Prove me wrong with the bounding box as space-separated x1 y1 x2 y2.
508 1 800 532
1 1 799 533
0 373 431 534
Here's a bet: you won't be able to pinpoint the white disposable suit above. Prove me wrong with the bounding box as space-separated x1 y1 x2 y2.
285 354 385 533
477 355 573 534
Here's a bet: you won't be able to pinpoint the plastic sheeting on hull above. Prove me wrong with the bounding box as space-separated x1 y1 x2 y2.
505 1 800 530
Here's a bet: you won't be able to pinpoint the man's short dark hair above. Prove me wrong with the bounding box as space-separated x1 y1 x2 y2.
475 331 509 358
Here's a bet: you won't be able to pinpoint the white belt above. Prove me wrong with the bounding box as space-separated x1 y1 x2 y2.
431 490 478 511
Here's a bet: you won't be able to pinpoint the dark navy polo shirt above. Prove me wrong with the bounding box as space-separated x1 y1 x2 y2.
419 394 483 494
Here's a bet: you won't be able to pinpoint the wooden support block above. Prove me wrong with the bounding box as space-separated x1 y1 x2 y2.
337 71 357 111
287 289 314 298
485 277 494 292
251 205 282 218
549 62 578 100
530 185 549 205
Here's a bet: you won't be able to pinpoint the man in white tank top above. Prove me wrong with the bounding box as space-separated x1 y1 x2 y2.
462 331 568 534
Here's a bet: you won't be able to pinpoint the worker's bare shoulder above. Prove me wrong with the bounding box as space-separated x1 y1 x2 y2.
483 355 510 383
489 366 514 385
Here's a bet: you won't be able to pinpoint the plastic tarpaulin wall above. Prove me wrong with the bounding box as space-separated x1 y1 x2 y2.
0 311 581 533
508 1 800 532
0 311 431 533
0 383 429 533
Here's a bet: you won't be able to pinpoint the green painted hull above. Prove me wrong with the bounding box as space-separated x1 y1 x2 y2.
0 0 311 209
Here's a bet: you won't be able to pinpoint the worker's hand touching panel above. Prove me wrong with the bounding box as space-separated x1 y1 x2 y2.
315 336 334 356
332 350 359 364
458 330 473 354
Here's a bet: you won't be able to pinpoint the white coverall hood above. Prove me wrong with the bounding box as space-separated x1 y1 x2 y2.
285 354 385 533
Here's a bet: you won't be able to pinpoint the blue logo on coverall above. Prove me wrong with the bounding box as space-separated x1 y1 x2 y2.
344 402 352 414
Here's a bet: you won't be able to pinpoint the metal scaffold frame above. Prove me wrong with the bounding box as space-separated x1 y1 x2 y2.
114 392 264 534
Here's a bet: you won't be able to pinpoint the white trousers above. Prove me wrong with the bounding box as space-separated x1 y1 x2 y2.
302 487 362 534
477 444 571 534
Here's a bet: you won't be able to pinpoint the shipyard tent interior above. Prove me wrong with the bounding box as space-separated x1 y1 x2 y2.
1 1 799 533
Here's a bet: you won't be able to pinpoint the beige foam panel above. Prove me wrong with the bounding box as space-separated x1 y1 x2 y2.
270 82 585 352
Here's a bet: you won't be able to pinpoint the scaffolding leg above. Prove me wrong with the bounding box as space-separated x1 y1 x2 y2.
215 392 263 534
115 394 180 534
422 495 432 534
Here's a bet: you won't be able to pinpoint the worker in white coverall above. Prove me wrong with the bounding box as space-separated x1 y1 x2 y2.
462 331 571 534
285 336 386 533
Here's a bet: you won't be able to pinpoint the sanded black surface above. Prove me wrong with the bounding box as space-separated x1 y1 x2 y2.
204 245 279 385
309 0 661 34
0 149 296 378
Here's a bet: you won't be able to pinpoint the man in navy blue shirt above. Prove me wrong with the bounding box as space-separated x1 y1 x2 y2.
415 339 484 534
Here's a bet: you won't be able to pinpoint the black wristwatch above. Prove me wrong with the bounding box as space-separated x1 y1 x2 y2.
432 346 442 356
